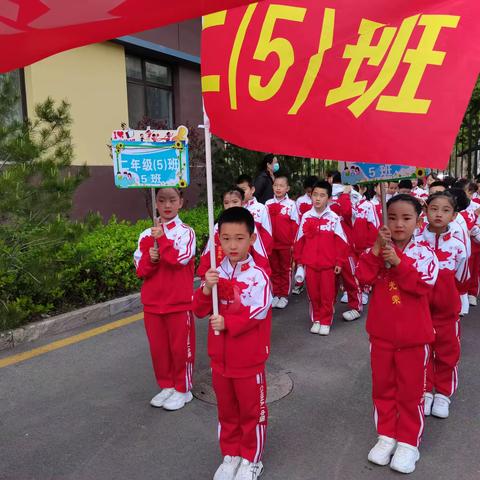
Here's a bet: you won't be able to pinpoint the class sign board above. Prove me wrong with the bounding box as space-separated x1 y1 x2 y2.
340 163 428 185
201 0 480 169
111 126 189 189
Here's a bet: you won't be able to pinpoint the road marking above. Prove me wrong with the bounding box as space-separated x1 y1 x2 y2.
0 313 143 369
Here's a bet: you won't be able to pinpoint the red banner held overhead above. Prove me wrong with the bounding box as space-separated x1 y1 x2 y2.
0 0 259 73
201 0 480 169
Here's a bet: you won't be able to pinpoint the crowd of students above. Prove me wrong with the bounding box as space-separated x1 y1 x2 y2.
133 164 480 479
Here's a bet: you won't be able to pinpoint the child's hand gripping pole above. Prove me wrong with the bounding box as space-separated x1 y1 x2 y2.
151 187 158 250
379 182 391 269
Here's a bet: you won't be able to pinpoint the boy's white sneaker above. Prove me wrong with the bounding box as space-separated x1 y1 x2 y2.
432 393 450 418
342 309 361 322
389 442 420 474
234 459 263 480
368 435 397 466
319 325 331 336
162 390 193 411
271 296 280 308
468 295 477 306
310 322 321 334
150 388 174 408
424 392 434 416
362 292 369 305
276 297 288 309
460 294 469 316
213 456 241 480
340 292 348 303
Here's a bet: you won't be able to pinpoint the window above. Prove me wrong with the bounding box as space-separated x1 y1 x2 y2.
0 69 26 123
125 55 173 129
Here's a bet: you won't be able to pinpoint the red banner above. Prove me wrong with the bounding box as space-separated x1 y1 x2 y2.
201 0 480 169
0 0 258 73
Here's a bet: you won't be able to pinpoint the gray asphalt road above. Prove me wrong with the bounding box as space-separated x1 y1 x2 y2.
1 294 479 480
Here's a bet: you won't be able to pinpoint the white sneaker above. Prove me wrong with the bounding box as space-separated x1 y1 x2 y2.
292 284 304 295
271 296 280 308
319 325 331 336
310 322 321 334
362 292 369 305
431 393 450 418
424 392 433 416
162 390 193 411
342 309 361 322
368 435 397 466
234 459 263 480
276 297 288 309
340 292 348 303
460 294 469 316
468 295 477 306
150 388 174 408
389 442 420 474
214 456 241 480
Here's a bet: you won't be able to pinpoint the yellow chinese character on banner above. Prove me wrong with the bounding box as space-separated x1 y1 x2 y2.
326 14 460 117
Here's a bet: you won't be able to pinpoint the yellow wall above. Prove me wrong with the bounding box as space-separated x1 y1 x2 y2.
24 42 128 166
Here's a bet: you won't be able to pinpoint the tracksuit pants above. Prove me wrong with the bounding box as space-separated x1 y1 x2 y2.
426 318 461 397
143 311 195 393
306 267 336 326
270 247 292 297
339 254 363 311
212 369 268 463
370 338 429 447
468 251 480 297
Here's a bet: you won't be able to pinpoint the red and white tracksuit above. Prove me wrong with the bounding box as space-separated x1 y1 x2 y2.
463 205 480 297
266 195 299 297
352 197 382 256
197 223 271 278
356 238 439 447
134 216 196 393
245 197 273 256
330 185 363 311
192 255 272 463
294 207 348 326
296 193 313 219
419 228 468 397
412 186 429 202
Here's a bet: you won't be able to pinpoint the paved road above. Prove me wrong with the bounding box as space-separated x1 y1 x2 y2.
1 294 479 480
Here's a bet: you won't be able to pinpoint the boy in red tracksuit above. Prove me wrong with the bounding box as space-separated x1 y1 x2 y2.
197 187 271 277
193 207 272 480
420 192 468 419
236 174 273 255
293 180 348 336
357 194 439 474
134 188 196 411
266 176 299 309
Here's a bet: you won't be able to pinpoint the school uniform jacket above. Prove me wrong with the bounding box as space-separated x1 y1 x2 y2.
265 195 299 249
352 198 381 254
418 228 469 322
245 198 273 255
134 215 196 314
296 193 313 218
293 206 348 270
356 237 439 347
330 184 361 245
192 255 272 378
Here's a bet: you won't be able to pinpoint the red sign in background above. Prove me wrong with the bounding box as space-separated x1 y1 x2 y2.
201 0 480 168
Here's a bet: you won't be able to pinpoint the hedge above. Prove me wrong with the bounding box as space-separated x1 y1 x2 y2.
0 205 220 331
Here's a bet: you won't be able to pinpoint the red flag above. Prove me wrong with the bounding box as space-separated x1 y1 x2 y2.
201 0 480 169
0 0 258 73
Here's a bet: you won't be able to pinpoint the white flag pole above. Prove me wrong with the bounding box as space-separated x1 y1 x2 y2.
202 106 220 335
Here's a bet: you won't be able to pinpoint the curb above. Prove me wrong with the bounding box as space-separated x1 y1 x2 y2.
0 278 203 353
0 293 142 352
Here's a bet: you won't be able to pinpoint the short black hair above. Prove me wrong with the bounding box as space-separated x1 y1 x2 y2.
443 176 457 188
155 187 183 198
449 187 470 212
417 178 424 187
327 170 342 184
387 193 422 216
223 186 245 201
274 174 289 185
236 174 254 187
426 191 457 210
218 206 255 235
467 181 478 194
364 184 376 201
303 175 319 189
429 180 447 190
312 180 332 197
398 179 413 190
454 178 469 191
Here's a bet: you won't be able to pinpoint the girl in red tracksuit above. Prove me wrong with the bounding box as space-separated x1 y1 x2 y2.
265 176 299 309
357 194 439 474
420 192 468 419
197 187 271 278
134 188 196 411
293 181 348 336
193 207 272 480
